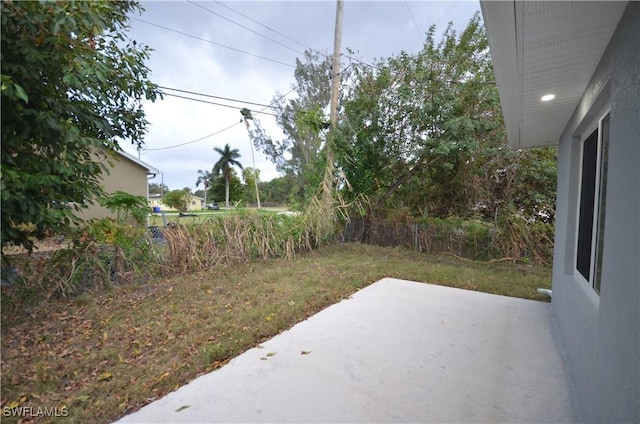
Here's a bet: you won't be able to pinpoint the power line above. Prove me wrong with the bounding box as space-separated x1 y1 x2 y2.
143 121 243 151
343 53 376 69
161 92 281 118
159 84 356 116
130 16 295 68
214 0 312 52
144 87 298 151
404 1 424 45
159 85 285 110
188 1 305 56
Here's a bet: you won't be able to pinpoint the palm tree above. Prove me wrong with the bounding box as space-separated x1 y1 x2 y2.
213 144 243 208
195 169 211 206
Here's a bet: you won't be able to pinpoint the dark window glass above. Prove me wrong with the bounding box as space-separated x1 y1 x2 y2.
577 128 598 280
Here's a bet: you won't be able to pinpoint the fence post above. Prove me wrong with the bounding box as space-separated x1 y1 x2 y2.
414 223 419 250
491 206 499 247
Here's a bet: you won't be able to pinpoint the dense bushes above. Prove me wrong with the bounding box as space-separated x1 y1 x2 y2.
342 213 554 265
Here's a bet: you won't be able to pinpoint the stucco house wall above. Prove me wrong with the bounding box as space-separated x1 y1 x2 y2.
481 2 639 422
551 4 639 422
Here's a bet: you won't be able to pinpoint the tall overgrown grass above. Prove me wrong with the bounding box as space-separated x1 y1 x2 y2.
159 211 333 274
1 206 341 308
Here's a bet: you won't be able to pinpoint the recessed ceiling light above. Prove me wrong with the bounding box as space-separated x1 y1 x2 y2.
541 94 555 102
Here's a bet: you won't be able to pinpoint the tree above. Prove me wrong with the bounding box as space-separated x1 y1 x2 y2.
257 176 294 205
162 189 189 212
195 169 212 206
242 167 260 206
148 182 169 196
338 14 503 217
210 170 243 206
213 144 243 208
99 191 149 225
248 50 335 204
1 0 160 251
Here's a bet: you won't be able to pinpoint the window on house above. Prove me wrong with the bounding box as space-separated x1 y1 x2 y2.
576 113 609 293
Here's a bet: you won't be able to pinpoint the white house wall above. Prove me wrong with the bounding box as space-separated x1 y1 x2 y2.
552 3 639 422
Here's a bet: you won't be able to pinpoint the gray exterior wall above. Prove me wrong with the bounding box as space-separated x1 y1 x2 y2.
552 3 639 422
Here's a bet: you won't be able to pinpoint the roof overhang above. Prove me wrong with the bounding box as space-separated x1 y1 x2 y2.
480 1 628 149
117 149 161 175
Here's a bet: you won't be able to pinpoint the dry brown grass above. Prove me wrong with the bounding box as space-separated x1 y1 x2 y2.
157 211 324 275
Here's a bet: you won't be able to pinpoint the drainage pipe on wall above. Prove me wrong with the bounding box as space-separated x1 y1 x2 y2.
537 288 552 298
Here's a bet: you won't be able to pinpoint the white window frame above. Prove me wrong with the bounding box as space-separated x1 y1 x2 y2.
574 110 610 295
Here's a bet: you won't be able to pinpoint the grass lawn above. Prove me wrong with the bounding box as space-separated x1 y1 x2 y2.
148 207 289 226
0 243 551 423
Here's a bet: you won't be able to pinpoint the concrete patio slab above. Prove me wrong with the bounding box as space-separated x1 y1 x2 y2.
115 278 578 423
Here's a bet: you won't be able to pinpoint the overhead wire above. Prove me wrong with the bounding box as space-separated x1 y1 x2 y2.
404 1 424 45
143 86 298 151
213 0 312 52
143 121 243 152
187 1 305 56
161 92 281 118
129 16 295 68
159 85 286 110
212 0 333 62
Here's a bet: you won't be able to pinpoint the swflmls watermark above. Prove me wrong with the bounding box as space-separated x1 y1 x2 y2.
3 406 69 418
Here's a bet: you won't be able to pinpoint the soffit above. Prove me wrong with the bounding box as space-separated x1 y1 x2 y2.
481 1 627 149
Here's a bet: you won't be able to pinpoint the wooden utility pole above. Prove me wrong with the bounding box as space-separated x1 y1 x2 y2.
240 108 261 209
329 0 343 128
328 0 344 165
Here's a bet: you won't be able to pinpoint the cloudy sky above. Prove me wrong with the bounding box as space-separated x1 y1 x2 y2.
122 0 481 192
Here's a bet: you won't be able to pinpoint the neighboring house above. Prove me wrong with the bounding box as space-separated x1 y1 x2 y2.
187 195 204 211
148 194 166 211
82 148 160 221
481 2 638 422
149 194 204 211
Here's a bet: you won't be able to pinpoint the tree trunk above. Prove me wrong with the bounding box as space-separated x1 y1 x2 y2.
225 176 230 209
375 160 430 209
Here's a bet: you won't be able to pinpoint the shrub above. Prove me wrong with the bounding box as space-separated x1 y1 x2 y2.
99 191 149 225
342 212 554 265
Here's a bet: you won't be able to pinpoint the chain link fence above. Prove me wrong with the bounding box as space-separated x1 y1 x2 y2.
340 215 554 265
